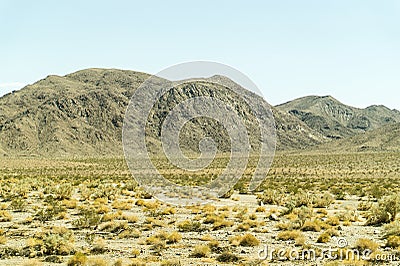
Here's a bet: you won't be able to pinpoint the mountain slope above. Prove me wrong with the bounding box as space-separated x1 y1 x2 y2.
316 122 400 152
0 68 325 157
276 95 400 139
206 75 326 150
0 69 150 156
272 108 326 150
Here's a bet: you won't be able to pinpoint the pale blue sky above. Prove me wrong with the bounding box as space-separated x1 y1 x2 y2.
1 0 399 109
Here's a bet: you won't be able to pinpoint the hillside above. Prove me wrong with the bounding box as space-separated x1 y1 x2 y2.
0 68 326 157
0 69 150 156
276 95 400 139
316 122 400 152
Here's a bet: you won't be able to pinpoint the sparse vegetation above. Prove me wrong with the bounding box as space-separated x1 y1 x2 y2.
0 210 12 222
190 245 211 258
67 252 87 266
354 238 379 252
317 231 331 243
217 251 240 263
166 231 182 244
1 152 400 264
238 233 260 247
177 220 202 232
277 230 303 241
366 193 400 225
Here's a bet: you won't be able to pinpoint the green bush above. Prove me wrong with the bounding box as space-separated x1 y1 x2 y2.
366 194 400 225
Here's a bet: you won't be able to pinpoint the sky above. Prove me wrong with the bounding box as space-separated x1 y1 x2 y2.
1 0 399 109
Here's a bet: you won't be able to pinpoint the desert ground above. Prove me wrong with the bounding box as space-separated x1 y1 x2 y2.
1 151 400 265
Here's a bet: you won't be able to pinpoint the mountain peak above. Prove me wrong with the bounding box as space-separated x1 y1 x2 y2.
277 95 400 140
308 95 340 103
319 95 336 100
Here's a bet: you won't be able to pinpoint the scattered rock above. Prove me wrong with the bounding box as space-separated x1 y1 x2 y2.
269 213 279 221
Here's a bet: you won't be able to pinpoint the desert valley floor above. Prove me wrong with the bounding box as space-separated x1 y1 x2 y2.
1 152 400 265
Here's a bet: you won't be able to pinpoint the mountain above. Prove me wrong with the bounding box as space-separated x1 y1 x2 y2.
272 108 326 150
316 122 400 152
0 69 150 156
203 75 326 151
0 68 326 157
276 95 400 139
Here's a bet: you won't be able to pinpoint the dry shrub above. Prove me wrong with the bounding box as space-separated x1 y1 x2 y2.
239 233 260 247
191 245 211 258
355 238 379 252
277 230 303 241
166 231 182 244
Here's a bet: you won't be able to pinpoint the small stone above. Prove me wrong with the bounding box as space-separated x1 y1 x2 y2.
270 213 279 221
